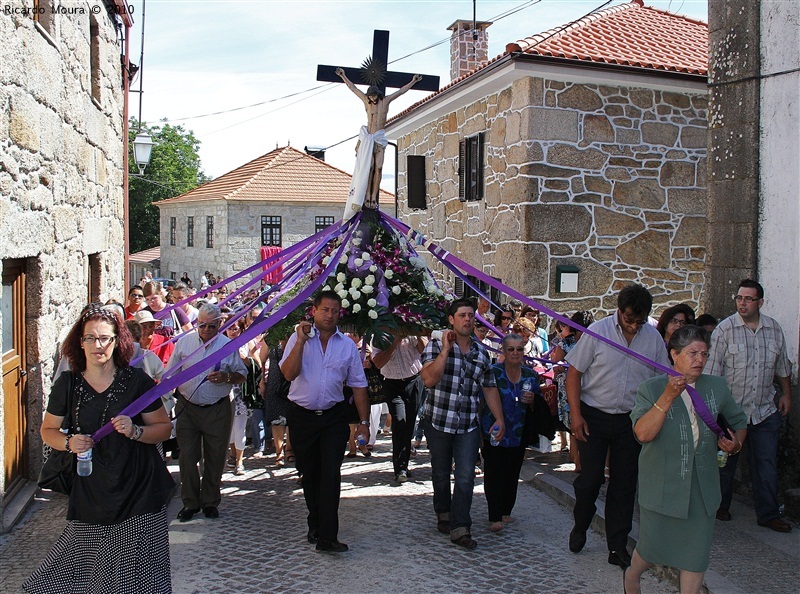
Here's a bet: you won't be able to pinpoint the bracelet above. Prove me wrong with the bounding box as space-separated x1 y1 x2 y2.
131 424 144 441
226 372 231 383
653 402 668 415
65 435 73 453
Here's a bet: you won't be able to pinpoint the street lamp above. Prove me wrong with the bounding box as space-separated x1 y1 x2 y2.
132 129 155 175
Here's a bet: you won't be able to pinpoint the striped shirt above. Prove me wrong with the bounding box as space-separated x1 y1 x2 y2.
373 336 423 379
421 337 496 434
705 313 791 425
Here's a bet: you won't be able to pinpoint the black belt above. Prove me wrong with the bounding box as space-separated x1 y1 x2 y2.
178 393 227 408
384 374 419 383
290 400 345 416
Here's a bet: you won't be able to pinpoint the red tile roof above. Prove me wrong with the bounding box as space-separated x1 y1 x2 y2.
514 0 707 75
157 146 393 206
390 1 707 124
129 246 160 263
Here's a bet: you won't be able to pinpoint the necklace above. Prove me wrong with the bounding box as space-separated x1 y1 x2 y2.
74 368 124 434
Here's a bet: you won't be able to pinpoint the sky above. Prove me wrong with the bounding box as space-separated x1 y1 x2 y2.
128 0 709 187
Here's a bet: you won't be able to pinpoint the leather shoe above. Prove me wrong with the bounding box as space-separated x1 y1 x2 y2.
759 518 792 533
716 508 732 521
176 507 200 522
608 549 632 569
568 527 586 553
437 520 450 534
307 529 318 544
203 507 219 519
316 539 349 553
451 534 478 550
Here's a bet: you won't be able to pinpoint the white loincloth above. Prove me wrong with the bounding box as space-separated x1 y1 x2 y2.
343 126 388 221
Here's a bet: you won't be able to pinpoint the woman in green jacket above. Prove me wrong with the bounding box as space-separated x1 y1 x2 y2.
625 325 746 594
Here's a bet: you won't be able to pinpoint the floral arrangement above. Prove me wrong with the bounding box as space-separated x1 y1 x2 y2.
263 209 452 348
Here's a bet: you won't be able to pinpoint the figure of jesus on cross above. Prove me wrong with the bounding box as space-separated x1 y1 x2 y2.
336 68 422 213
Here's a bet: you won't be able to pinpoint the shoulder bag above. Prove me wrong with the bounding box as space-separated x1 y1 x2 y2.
37 371 76 495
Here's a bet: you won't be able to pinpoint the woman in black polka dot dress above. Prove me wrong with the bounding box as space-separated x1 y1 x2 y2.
24 306 175 594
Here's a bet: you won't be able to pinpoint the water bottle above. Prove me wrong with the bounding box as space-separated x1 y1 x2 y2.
77 448 93 477
520 379 533 402
489 424 501 446
357 434 367 447
716 450 728 468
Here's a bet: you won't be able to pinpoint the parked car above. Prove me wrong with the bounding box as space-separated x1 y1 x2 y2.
151 277 177 288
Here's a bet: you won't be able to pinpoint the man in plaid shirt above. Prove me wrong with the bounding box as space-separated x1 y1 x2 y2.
706 279 793 533
421 299 505 550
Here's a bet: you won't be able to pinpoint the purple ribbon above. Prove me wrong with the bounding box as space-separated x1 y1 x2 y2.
379 211 725 438
92 216 359 441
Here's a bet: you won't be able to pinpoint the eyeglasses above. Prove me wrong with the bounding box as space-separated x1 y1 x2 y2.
505 346 525 352
80 335 116 348
668 318 687 326
683 350 709 359
197 322 220 330
621 315 647 326
733 295 760 304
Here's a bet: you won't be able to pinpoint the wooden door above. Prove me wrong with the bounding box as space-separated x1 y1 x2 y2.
2 261 27 499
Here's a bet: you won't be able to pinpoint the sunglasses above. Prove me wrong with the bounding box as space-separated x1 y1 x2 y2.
197 322 220 330
505 346 525 352
130 294 144 299
500 316 513 321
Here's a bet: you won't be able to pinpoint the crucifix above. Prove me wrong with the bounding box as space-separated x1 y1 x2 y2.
317 30 439 218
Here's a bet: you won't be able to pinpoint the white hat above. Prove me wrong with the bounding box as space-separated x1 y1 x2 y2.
134 310 162 325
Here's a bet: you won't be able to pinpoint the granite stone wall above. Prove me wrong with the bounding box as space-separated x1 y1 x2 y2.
396 75 708 318
0 9 127 510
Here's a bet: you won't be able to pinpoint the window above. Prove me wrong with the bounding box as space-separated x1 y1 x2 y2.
33 0 54 37
88 253 101 303
89 16 101 104
454 273 501 308
314 216 335 233
187 216 194 247
206 216 214 248
459 132 485 202
407 155 427 209
261 216 282 247
169 217 176 246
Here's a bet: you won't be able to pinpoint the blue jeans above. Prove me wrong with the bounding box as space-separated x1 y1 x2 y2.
719 410 781 523
249 408 266 453
424 421 481 539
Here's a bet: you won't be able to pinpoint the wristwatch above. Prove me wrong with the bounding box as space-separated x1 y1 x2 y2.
131 424 144 441
360 420 370 426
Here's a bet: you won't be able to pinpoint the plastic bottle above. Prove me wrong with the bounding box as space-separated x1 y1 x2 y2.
489 425 501 446
357 434 367 447
77 448 93 477
520 379 533 402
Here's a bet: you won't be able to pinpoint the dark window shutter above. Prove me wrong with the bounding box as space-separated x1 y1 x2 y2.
454 277 464 297
407 155 427 209
476 132 485 199
458 139 466 201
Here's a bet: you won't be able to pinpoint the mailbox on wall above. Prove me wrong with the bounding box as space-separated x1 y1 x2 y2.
556 265 579 294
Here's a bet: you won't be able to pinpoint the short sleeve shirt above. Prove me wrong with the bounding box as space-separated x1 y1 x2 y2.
421 337 496 434
565 312 670 414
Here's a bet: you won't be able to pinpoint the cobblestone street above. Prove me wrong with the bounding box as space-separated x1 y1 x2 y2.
2 436 673 594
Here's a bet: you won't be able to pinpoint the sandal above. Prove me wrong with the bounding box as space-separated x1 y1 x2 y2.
346 452 357 458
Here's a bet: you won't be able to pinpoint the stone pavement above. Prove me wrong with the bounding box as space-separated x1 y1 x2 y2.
0 434 797 593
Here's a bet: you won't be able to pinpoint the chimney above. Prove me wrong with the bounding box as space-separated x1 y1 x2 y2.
447 19 492 82
304 145 326 161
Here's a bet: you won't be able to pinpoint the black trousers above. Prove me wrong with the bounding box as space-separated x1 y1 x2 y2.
573 402 640 552
383 375 422 475
481 441 527 522
287 401 350 542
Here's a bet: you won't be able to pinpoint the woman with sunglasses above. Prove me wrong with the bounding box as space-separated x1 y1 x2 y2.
656 303 696 361
26 305 174 594
495 307 515 334
480 333 543 532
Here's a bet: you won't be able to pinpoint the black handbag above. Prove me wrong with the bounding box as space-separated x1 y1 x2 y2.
38 371 76 495
364 363 385 405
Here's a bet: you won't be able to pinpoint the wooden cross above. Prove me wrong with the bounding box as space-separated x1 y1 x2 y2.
317 30 440 95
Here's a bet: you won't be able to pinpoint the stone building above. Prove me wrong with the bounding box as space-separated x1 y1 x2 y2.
386 0 708 317
156 146 393 284
0 3 133 528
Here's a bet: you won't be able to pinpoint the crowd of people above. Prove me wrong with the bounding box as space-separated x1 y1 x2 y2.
26 276 793 593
